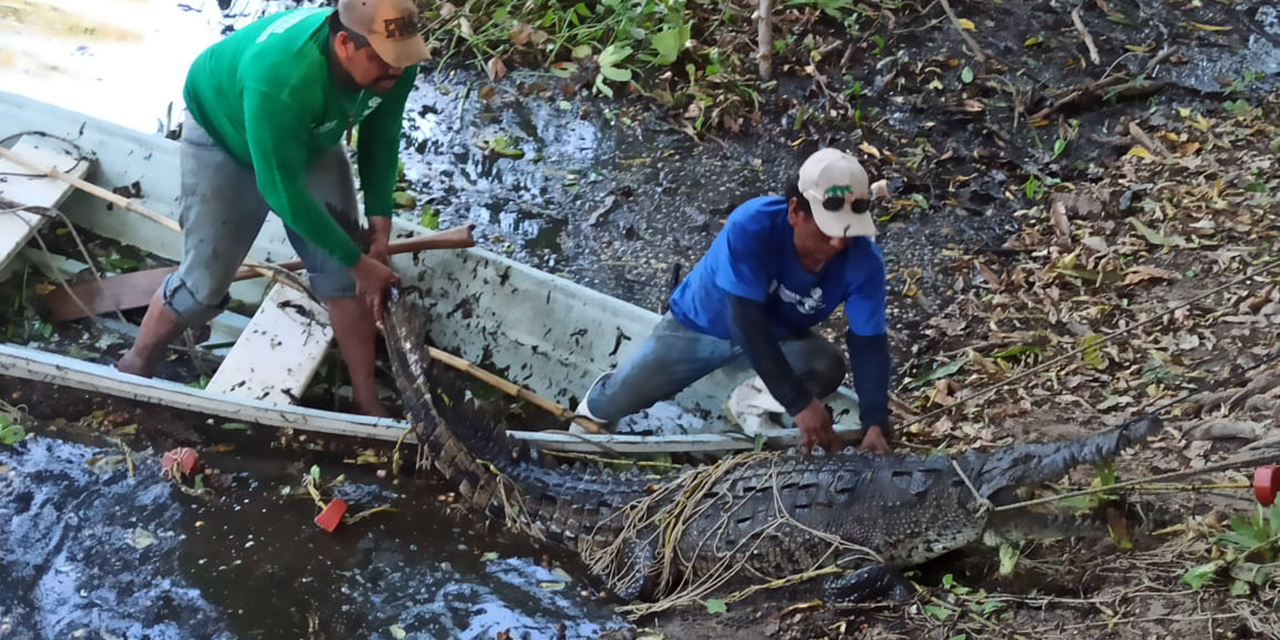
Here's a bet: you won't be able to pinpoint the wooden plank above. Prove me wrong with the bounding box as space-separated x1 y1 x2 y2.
0 138 91 271
19 248 251 353
205 283 333 404
0 343 410 442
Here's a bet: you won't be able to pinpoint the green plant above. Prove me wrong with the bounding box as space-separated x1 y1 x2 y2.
0 413 25 446
1223 69 1264 96
1182 503 1280 596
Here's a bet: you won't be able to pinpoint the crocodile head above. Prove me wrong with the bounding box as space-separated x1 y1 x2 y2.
953 415 1164 544
963 414 1162 506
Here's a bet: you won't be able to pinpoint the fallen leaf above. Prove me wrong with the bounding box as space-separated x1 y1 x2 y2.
1183 21 1231 32
1050 199 1071 238
486 56 508 82
389 625 407 640
1122 265 1176 285
1129 218 1182 247
858 141 882 159
1126 145 1154 159
703 598 728 614
586 195 617 226
126 527 157 550
957 18 976 31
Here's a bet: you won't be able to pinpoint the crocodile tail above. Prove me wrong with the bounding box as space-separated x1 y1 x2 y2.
383 288 655 551
971 414 1163 500
383 287 540 535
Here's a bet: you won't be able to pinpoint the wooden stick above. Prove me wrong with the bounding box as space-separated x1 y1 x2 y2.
0 145 180 233
425 346 606 434
757 0 773 81
1071 4 1101 66
938 0 987 63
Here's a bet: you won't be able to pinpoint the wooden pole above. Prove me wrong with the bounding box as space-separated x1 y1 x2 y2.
0 145 181 233
757 0 773 80
426 346 605 434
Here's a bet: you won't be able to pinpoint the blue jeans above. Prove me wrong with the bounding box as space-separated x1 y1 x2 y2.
582 313 847 423
162 113 361 325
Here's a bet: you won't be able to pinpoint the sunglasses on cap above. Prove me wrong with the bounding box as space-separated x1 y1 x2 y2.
822 192 872 214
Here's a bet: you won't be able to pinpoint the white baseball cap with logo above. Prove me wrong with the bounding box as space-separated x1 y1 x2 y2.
338 0 431 68
797 148 876 238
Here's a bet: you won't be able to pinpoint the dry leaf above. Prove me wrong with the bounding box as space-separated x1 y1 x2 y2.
858 141 882 159
1184 21 1231 32
486 56 508 81
1122 265 1176 285
957 18 976 31
1126 145 1154 159
975 261 1002 288
509 24 533 46
1050 199 1072 238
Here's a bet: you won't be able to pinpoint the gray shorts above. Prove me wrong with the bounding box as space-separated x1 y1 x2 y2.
162 113 361 325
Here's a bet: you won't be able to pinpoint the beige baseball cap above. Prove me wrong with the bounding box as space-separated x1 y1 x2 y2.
338 0 430 68
797 148 876 238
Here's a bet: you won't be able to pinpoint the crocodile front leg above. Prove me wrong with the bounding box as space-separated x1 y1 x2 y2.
823 565 914 603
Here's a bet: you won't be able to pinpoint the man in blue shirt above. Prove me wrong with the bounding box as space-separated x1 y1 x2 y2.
575 148 893 454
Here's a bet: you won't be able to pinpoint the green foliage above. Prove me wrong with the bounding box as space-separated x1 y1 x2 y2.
0 414 25 446
1182 503 1280 595
703 598 727 614
909 357 969 389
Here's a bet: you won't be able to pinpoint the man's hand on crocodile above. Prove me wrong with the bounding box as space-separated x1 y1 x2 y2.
794 399 838 453
858 425 891 455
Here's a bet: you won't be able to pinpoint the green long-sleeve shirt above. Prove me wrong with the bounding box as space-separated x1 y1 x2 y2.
183 7 416 267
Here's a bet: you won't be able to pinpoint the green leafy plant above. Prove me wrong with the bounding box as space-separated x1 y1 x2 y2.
595 43 634 97
1182 503 1280 595
0 413 25 446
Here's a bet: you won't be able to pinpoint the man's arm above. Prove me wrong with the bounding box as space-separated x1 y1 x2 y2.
355 68 416 225
847 331 893 441
727 294 812 416
727 294 839 452
845 242 893 452
243 87 363 267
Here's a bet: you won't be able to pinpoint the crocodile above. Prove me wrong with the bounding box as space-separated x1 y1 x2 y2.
384 288 1163 606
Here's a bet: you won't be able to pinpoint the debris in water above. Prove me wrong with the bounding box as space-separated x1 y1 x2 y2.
160 447 198 478
126 527 157 550
314 497 348 532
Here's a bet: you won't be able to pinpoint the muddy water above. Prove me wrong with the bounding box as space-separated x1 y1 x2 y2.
0 429 623 639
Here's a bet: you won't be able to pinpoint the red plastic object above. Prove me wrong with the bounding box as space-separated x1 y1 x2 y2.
1255 466 1279 507
161 447 199 477
314 498 348 532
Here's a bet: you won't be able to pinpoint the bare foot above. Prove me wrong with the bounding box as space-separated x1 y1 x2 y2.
115 349 155 378
353 394 394 419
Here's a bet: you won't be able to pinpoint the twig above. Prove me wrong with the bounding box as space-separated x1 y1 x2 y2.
1028 46 1176 122
1071 4 1101 65
545 449 681 469
938 0 987 63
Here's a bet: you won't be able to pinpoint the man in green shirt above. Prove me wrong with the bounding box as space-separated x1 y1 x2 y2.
117 0 430 417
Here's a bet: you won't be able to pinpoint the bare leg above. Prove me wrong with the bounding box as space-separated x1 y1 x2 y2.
326 296 390 418
117 289 187 377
